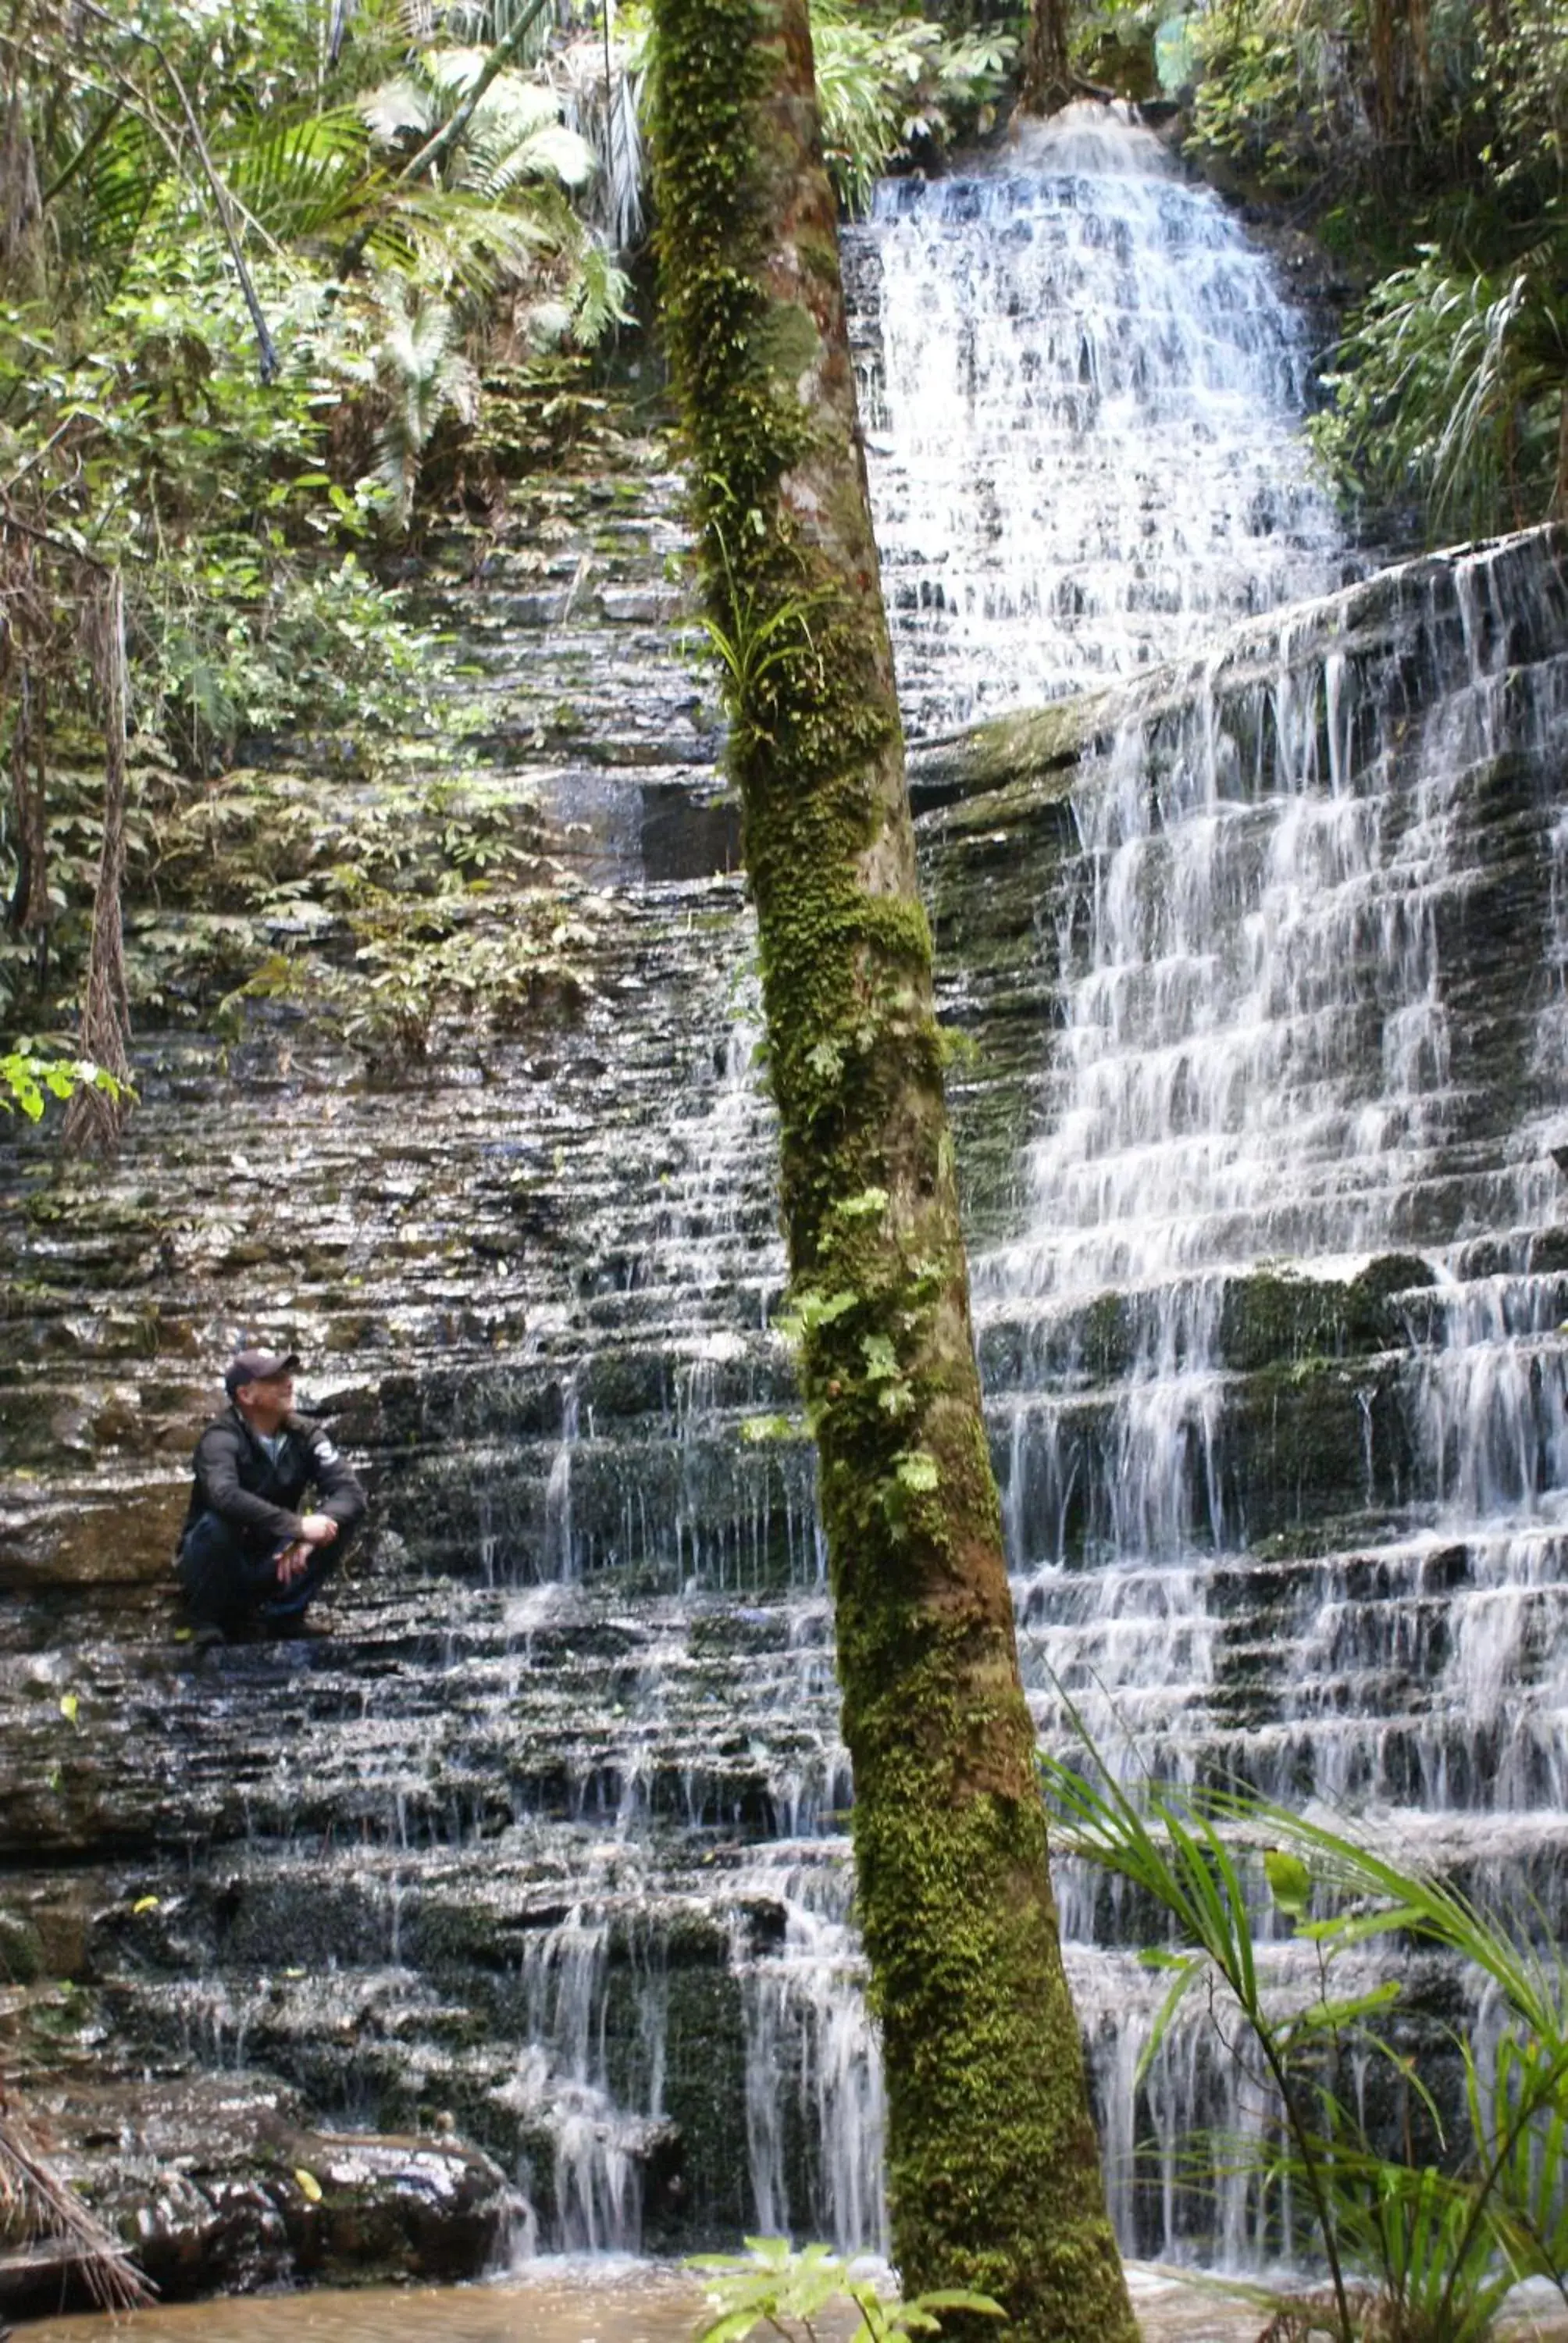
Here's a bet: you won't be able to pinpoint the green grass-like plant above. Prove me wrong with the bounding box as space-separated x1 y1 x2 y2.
1039 1718 1568 2342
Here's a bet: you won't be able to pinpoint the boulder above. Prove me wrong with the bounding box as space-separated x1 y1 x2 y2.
0 2073 514 2320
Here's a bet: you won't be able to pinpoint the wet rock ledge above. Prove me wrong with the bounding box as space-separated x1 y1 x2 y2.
0 2054 511 2320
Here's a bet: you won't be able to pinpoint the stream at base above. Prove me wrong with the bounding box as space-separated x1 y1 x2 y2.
29 2263 1566 2343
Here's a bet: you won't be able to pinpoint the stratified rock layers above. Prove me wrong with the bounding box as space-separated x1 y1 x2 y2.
2 498 1566 2288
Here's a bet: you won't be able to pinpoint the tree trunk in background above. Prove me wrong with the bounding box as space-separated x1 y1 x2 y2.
4 658 52 951
1022 0 1071 115
1367 0 1430 134
62 575 131 1154
647 4 1136 2334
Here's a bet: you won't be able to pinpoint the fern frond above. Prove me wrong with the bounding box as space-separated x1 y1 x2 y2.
360 73 439 148
375 180 559 293
217 108 369 243
570 238 633 345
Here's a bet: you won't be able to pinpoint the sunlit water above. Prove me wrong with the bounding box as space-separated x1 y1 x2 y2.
16 2259 1459 2342
847 101 1343 735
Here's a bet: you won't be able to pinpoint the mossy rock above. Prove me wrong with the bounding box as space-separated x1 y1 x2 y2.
1078 30 1159 101
1347 1253 1438 1309
1218 1257 1433 1374
0 1908 42 1984
912 693 1108 803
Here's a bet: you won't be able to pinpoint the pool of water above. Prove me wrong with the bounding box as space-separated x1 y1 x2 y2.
11 2263 700 2343
15 2263 1568 2343
0 2259 1367 2343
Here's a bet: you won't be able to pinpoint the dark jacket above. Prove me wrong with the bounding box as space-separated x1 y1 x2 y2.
182 1406 366 1552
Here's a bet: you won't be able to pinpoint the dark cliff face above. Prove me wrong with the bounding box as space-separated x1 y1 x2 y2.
4 508 1568 2288
0 448 807 2291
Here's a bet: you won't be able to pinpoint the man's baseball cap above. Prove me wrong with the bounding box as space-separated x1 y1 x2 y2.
225 1348 301 1396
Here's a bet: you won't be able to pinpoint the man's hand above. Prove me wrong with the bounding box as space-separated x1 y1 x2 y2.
275 1516 339 1586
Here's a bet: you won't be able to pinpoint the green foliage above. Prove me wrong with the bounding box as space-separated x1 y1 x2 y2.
227 896 597 1065
1041 1728 1568 2341
739 1412 799 1442
1310 248 1567 541
0 1047 125 1122
807 7 1015 215
1060 0 1185 102
1189 0 1364 205
695 519 831 743
1 0 625 576
0 0 639 1093
1474 0 1568 190
145 760 599 1056
689 2236 1004 2343
1185 0 1568 540
0 694 602 1058
359 277 482 524
362 45 597 196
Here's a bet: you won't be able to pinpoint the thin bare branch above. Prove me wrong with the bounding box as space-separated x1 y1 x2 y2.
72 0 281 380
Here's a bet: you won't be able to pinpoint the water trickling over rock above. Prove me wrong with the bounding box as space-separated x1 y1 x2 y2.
960 523 1568 2253
844 102 1345 736
2 108 1566 2298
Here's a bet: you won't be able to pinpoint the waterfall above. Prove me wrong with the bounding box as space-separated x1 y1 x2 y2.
855 102 1568 2262
978 533 1568 1810
846 101 1345 736
13 102 1568 2291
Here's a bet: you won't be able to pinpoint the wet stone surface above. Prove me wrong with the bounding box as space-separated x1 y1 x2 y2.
5 207 1568 2310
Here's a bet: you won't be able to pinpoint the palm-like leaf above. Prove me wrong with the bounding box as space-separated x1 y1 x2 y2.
1317 240 1568 538
215 109 370 244
0 2105 151 2313
360 72 440 146
1044 1728 1568 2339
555 39 646 251
465 109 595 198
364 180 558 292
369 280 478 518
362 51 595 194
55 109 164 277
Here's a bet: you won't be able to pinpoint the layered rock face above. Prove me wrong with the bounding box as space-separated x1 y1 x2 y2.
0 455 821 2291
5 503 1567 2286
943 525 1568 2256
4 109 1568 2300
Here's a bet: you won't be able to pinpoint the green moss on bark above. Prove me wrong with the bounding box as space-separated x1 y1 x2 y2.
650 2 1138 2334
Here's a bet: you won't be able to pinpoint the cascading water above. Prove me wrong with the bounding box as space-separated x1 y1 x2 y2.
978 524 1568 2256
846 102 1345 736
7 101 1568 2297
857 100 1568 2262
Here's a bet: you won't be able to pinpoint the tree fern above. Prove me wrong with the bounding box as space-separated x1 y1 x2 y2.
368 277 478 520
361 48 595 193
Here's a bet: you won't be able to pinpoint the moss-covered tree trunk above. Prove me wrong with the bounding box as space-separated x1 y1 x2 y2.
648 6 1136 2336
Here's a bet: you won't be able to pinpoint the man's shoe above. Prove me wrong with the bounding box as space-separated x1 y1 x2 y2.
257 1610 333 1640
173 1619 227 1664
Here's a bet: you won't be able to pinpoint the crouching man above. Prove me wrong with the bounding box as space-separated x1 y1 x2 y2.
176 1349 366 1646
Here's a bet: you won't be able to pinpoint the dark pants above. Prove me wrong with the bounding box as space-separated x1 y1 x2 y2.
176 1510 344 1635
